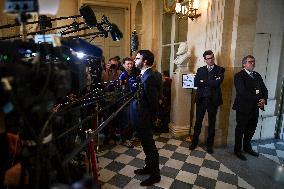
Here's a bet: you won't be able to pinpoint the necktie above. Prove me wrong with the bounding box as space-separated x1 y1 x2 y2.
208 66 213 72
249 72 254 79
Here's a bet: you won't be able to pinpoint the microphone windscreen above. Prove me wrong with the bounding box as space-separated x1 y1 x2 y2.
110 23 123 41
131 30 138 52
80 5 97 27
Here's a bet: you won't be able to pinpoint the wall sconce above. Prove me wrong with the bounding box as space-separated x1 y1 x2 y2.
164 0 201 21
176 0 201 20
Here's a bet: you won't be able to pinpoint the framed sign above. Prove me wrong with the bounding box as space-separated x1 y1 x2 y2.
182 74 196 89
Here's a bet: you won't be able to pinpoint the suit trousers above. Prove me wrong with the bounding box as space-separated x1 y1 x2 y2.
192 98 218 147
130 101 160 176
234 110 258 152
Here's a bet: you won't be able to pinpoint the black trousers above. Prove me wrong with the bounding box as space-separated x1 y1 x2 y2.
192 98 218 147
131 101 160 176
234 109 259 152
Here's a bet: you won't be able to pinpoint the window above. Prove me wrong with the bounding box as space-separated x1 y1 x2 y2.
160 12 188 76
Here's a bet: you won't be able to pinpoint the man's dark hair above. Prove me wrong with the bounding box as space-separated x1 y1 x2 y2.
241 55 255 65
163 70 170 77
122 57 133 64
109 57 117 62
203 50 214 59
137 50 154 66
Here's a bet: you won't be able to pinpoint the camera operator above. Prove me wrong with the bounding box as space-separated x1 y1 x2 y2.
101 57 122 144
101 57 122 84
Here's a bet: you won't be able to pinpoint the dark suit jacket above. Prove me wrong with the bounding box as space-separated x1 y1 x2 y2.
194 65 225 106
140 68 160 118
130 68 160 128
232 69 268 113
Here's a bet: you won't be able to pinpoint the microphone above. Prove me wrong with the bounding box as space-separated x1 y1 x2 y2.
109 23 123 41
131 30 138 52
101 15 123 41
79 5 97 28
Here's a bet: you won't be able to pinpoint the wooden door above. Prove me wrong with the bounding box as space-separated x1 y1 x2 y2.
89 6 126 61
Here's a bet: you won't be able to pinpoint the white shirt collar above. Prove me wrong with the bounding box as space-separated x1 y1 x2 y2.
244 69 253 75
140 67 151 76
207 65 214 69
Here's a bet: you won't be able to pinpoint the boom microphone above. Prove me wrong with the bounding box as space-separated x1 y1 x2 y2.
79 5 97 28
0 5 96 30
109 23 123 41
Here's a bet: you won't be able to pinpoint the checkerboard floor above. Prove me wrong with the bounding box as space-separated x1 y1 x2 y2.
97 133 255 189
252 139 284 165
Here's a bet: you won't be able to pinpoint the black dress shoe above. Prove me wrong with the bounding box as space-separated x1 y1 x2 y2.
189 144 197 150
207 147 213 154
134 168 150 175
234 152 247 161
244 149 259 157
140 175 161 186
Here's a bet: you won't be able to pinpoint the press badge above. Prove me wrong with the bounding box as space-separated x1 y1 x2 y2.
256 90 260 94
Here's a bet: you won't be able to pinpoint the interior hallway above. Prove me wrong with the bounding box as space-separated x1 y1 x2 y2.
97 133 284 189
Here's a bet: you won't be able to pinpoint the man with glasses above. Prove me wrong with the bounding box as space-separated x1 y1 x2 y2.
232 55 268 160
189 50 225 154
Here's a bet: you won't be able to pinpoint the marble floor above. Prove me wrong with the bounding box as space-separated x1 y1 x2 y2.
96 133 284 189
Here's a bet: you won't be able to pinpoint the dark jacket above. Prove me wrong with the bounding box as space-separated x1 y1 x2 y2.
140 68 160 119
232 69 268 113
194 65 225 106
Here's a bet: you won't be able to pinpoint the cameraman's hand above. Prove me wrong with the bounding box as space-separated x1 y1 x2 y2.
257 99 265 109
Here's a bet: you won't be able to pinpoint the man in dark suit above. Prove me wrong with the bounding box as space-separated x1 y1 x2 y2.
232 55 268 160
131 50 161 186
189 50 225 154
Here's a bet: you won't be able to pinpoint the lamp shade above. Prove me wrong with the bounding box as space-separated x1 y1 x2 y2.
175 3 182 13
192 0 200 9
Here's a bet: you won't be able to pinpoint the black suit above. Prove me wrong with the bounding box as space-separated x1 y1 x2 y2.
130 68 160 176
192 65 225 148
233 69 268 152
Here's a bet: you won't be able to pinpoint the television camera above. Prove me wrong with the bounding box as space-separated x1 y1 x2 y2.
0 1 134 189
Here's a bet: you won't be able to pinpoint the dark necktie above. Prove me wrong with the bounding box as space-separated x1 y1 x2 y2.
249 72 254 79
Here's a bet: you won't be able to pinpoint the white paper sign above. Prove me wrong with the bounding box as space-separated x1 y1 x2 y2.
182 74 196 89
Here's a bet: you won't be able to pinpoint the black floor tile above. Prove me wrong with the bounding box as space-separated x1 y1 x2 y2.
217 171 238 185
160 166 180 179
164 144 178 151
194 175 216 189
181 162 200 174
202 159 220 170
258 146 277 156
190 150 207 158
103 151 120 160
129 158 145 168
169 180 193 189
104 161 125 172
108 174 131 188
171 152 188 162
124 148 141 157
159 156 169 165
133 174 149 181
275 143 284 151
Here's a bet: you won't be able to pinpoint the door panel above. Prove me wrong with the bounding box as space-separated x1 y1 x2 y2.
90 6 126 61
252 33 272 140
253 33 270 83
